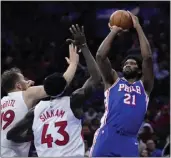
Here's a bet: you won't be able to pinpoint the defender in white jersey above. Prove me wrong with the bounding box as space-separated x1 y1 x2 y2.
34 96 85 156
1 44 79 157
7 24 101 157
1 91 31 157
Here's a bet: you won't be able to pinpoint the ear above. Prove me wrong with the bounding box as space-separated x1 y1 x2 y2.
16 82 22 90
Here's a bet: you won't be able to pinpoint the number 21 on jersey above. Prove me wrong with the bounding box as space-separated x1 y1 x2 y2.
124 93 136 105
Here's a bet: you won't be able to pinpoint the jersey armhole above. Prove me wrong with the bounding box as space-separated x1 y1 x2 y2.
21 91 29 111
139 80 150 97
32 101 43 132
104 77 120 93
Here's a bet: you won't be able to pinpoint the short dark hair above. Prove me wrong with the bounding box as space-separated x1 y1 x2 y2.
1 68 22 92
122 54 143 79
122 54 142 70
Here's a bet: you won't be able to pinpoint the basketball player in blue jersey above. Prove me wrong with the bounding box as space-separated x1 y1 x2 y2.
90 12 154 157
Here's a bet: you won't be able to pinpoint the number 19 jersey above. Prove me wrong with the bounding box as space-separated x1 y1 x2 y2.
1 92 31 157
32 96 84 157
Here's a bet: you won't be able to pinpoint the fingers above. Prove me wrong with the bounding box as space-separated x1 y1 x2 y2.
69 44 72 55
127 10 134 17
76 24 81 32
69 24 84 35
74 45 77 53
108 23 112 29
66 38 75 44
65 57 70 64
81 26 84 33
68 43 79 64
130 7 140 16
69 43 77 53
127 10 136 19
27 80 35 87
69 25 78 35
69 27 75 35
109 25 123 32
72 25 77 34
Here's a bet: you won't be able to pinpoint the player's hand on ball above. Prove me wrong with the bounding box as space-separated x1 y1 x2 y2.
66 43 79 65
108 23 122 32
127 11 140 29
66 24 86 47
108 23 128 36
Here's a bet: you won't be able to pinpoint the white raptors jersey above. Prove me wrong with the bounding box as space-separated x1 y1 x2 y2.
1 91 31 157
32 96 84 157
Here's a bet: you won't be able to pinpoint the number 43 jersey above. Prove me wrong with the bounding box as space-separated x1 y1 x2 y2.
32 96 84 157
100 78 149 136
1 92 31 157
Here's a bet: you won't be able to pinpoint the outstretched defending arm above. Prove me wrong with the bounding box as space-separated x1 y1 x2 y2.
67 25 101 118
96 25 122 90
67 24 101 86
128 12 154 95
23 44 79 109
7 108 35 143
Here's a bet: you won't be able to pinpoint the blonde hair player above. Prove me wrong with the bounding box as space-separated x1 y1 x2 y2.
1 42 79 157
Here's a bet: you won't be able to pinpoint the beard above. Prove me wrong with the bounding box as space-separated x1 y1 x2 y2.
123 70 138 80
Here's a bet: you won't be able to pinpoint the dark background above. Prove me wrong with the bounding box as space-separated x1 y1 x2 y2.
1 1 170 157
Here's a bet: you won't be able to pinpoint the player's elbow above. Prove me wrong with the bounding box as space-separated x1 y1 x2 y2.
7 130 14 140
92 76 101 85
96 52 105 61
142 54 152 60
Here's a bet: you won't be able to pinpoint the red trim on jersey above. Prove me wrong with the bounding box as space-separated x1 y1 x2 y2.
90 78 121 157
81 130 84 140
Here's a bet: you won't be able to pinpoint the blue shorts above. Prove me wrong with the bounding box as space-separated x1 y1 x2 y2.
90 126 139 157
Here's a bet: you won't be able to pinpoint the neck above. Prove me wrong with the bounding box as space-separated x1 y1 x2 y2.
8 89 20 93
123 77 137 83
127 78 137 83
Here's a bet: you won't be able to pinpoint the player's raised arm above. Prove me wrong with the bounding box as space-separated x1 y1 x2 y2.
128 12 154 95
23 44 79 108
96 25 122 90
67 24 101 99
67 24 101 85
67 24 101 118
7 107 35 143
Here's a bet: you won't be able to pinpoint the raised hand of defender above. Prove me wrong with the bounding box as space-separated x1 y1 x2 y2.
66 24 86 47
127 11 140 29
65 43 79 65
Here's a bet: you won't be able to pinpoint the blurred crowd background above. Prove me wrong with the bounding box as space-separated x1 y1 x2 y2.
1 1 170 157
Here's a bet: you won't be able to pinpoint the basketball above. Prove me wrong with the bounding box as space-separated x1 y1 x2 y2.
109 10 133 29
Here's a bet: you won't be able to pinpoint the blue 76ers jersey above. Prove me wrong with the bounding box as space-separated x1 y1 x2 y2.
100 77 149 136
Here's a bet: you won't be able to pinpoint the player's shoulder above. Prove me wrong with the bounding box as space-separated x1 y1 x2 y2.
52 96 70 103
1 96 8 102
36 96 70 109
36 100 50 107
34 100 50 110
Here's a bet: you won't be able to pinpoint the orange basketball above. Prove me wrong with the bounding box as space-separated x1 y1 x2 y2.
109 10 133 29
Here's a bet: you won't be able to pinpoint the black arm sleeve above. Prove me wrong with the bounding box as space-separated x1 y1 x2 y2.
43 73 67 97
70 86 94 119
7 108 35 143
